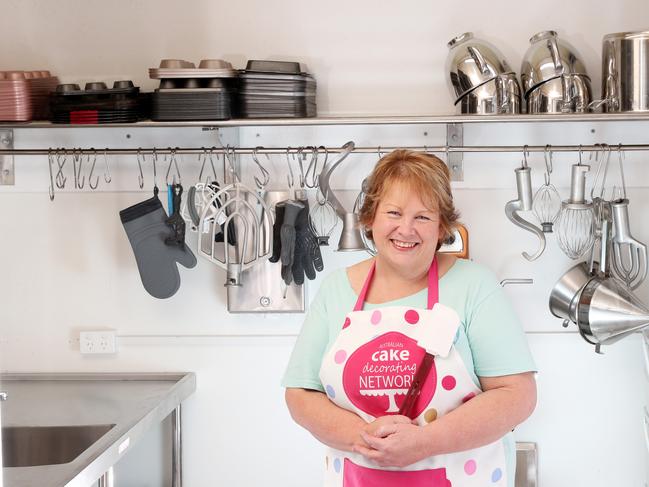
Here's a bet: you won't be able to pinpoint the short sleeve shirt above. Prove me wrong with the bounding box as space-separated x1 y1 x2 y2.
282 259 536 391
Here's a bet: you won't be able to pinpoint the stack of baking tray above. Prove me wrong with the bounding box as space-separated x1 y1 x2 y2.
0 70 59 121
49 81 140 124
149 59 237 121
237 60 316 118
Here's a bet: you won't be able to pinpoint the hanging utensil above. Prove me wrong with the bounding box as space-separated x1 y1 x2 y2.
197 147 273 287
532 145 561 232
504 152 546 261
555 163 594 259
609 147 648 290
309 187 338 246
318 141 364 251
575 216 649 353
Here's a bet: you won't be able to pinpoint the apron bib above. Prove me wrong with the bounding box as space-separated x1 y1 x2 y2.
319 258 509 486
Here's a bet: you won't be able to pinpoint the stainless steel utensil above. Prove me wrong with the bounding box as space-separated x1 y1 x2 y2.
590 31 649 112
454 73 521 114
197 181 273 287
525 74 592 114
555 164 594 259
309 187 338 246
532 147 561 232
611 198 647 290
549 261 594 325
504 164 546 261
318 141 364 251
521 31 589 95
561 202 649 352
446 32 514 102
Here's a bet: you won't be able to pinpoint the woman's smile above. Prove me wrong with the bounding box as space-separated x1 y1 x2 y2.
391 239 419 250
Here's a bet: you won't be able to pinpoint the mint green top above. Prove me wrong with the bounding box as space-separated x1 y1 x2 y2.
282 258 536 391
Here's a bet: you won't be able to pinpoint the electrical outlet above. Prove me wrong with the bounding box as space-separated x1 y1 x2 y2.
80 331 117 355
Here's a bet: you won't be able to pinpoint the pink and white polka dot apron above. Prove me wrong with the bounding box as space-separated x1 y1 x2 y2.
319 258 508 486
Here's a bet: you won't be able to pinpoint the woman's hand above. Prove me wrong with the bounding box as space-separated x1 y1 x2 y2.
362 414 414 437
354 422 430 468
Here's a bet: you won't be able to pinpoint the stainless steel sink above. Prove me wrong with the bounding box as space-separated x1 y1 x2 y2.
2 424 115 467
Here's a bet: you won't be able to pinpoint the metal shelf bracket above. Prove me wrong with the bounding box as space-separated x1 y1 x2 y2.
446 123 463 181
0 129 14 185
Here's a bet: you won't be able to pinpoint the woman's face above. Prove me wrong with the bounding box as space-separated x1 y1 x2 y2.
369 181 442 276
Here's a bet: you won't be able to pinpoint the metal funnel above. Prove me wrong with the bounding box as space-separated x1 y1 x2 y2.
548 261 593 322
576 275 649 347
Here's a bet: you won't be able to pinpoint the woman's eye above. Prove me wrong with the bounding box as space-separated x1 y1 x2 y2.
416 215 431 221
387 211 400 216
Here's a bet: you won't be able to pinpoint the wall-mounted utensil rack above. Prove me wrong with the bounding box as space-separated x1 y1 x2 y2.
1 112 649 185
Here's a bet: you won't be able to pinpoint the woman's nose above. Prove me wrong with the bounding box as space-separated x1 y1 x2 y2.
396 217 417 235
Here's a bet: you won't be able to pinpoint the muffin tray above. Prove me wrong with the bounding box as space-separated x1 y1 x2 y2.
50 80 143 124
0 70 59 121
51 109 139 124
152 89 231 121
149 59 238 79
244 60 303 74
237 61 316 118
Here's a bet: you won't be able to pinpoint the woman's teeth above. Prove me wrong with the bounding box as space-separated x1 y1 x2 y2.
392 240 417 249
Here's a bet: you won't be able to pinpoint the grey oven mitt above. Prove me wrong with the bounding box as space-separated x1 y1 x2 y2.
120 195 197 299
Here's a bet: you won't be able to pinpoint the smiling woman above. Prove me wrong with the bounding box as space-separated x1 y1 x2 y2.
283 149 537 487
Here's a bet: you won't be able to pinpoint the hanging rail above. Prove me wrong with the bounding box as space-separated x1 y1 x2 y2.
2 143 649 155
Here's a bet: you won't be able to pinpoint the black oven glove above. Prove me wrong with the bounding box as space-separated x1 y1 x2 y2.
269 201 286 264
291 199 324 285
120 195 196 299
279 200 304 285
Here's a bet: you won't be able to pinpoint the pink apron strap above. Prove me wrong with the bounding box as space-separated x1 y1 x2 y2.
353 262 376 311
353 257 439 312
427 257 439 309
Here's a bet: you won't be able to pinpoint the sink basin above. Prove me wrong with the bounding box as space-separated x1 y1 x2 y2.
2 424 115 467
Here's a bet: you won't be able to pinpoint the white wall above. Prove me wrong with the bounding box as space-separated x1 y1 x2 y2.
2 2 649 486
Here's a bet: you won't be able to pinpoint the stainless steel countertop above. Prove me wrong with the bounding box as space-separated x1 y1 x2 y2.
0 372 196 487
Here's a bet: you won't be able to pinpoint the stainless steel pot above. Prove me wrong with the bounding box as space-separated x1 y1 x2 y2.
521 31 589 96
591 31 649 112
446 32 513 102
455 73 521 114
525 74 591 113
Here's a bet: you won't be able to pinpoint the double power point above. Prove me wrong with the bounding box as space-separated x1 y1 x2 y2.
80 331 117 355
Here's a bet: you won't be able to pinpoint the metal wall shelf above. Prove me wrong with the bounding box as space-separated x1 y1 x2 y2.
2 112 649 129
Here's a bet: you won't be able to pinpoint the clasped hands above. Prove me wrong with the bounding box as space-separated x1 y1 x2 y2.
353 414 431 468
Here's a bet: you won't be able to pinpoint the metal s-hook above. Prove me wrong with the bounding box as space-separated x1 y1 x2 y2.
88 148 99 190
617 143 627 200
73 149 85 189
47 149 55 201
251 146 271 190
55 148 67 189
295 146 307 188
578 144 584 165
590 143 611 201
152 148 159 195
165 148 182 185
285 147 295 190
522 145 530 169
543 144 553 185
303 146 319 189
136 149 145 189
103 149 112 184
